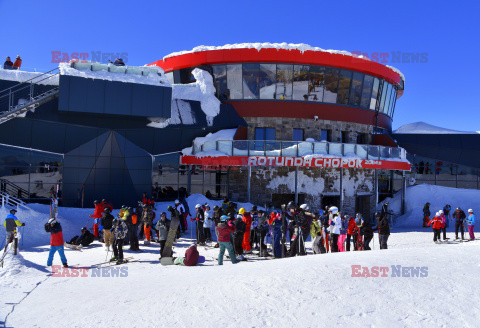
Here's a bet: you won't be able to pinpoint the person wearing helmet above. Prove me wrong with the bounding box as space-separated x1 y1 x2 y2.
142 204 155 245
466 209 475 240
89 200 104 240
346 215 357 251
3 209 25 255
174 199 187 233
337 214 348 252
310 215 325 254
452 207 466 240
101 206 115 251
155 212 170 258
216 215 238 265
203 204 213 243
110 216 128 264
288 203 309 256
376 211 390 249
423 202 431 228
67 226 94 248
212 205 223 248
233 213 246 260
427 212 445 243
193 204 206 245
240 209 252 254
443 204 452 230
126 207 140 251
12 55 22 70
44 218 68 267
438 210 448 241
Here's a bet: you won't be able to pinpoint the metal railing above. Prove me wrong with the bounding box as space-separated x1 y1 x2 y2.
0 191 30 210
193 140 407 161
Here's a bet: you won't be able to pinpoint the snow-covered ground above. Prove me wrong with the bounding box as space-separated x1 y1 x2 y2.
1 189 480 327
394 121 479 134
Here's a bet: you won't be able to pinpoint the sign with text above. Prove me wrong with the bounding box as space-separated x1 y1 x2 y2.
180 156 411 171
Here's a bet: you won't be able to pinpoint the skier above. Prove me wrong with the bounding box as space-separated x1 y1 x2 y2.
193 204 206 245
233 213 246 260
250 207 259 250
466 209 475 240
90 200 104 240
174 199 187 233
355 213 364 250
111 217 128 264
240 208 252 253
310 216 326 254
288 204 309 256
3 209 25 255
330 207 341 253
269 211 283 258
438 210 448 241
338 214 348 252
361 218 375 250
428 212 444 243
142 204 155 245
257 211 270 256
155 212 170 258
126 207 140 251
203 204 214 243
346 215 357 251
44 218 68 267
423 202 431 228
101 207 114 251
319 209 330 252
67 227 94 247
216 215 238 265
376 212 390 249
212 205 223 248
443 204 452 230
452 207 466 240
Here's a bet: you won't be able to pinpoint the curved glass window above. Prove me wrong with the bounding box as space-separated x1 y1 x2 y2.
360 75 373 108
259 64 276 99
308 66 325 102
349 72 363 107
243 63 260 99
337 70 352 105
227 64 242 99
178 63 398 117
324 67 339 103
293 65 310 101
370 77 380 110
275 64 293 100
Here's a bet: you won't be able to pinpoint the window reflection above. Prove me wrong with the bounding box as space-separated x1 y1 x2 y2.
259 64 276 99
293 65 309 101
275 64 293 100
212 65 228 101
324 67 339 103
370 78 380 110
337 70 352 105
383 84 392 114
348 72 363 107
227 64 242 99
242 63 260 99
308 66 325 102
360 75 373 108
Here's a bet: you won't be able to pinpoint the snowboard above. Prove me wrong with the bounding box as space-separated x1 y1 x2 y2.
161 209 180 258
160 257 175 266
64 242 82 251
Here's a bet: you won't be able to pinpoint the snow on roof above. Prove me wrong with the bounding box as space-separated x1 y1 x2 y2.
181 128 238 155
0 68 59 85
148 99 196 128
163 42 405 83
59 63 170 86
394 122 479 134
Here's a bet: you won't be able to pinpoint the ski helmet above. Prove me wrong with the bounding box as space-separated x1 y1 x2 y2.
252 205 257 211
468 209 473 213
195 204 202 209
213 205 219 211
48 218 56 225
439 210 444 214
81 227 87 232
300 204 309 211
205 203 210 209
94 200 99 205
238 208 245 215
161 212 167 217
9 209 17 214
435 211 440 217
167 205 173 212
287 201 295 209
236 214 243 219
356 213 362 220
329 206 339 214
104 207 111 214
220 215 228 222
175 199 180 204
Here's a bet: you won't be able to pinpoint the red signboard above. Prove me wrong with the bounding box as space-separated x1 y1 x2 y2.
180 156 411 171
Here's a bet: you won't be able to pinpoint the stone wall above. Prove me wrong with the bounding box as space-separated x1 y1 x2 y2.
228 166 376 218
244 117 373 143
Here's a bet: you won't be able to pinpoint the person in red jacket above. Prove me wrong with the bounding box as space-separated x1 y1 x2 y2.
428 212 445 243
12 55 22 70
216 215 238 265
89 200 104 239
241 208 252 253
346 216 358 251
44 218 68 267
174 244 200 266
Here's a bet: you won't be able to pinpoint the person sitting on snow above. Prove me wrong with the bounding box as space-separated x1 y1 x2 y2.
67 227 94 247
173 244 200 266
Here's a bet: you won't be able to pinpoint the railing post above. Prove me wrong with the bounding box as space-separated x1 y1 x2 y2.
216 141 219 151
296 142 299 157
326 142 330 155
231 141 234 156
280 141 283 157
341 143 345 156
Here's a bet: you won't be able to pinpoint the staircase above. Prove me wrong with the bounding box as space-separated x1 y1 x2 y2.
0 179 29 200
0 190 30 211
0 68 60 125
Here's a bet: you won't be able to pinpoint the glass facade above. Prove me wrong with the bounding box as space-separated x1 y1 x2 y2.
171 63 399 116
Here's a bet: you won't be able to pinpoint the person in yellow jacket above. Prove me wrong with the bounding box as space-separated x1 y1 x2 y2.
4 209 25 255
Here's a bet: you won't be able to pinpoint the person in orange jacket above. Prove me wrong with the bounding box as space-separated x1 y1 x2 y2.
241 208 252 253
12 55 22 70
428 212 445 243
346 215 358 251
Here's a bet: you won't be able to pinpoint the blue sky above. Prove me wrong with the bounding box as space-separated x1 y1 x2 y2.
1 0 479 130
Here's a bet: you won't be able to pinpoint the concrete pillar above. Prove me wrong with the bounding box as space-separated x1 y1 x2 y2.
401 171 406 215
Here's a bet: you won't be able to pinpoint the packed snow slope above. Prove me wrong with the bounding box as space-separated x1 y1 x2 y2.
2 190 480 327
394 121 479 134
379 184 480 227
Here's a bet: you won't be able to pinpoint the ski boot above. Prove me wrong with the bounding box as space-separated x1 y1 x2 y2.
63 263 69 268
110 256 118 262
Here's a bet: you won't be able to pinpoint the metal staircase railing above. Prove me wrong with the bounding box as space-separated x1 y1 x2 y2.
0 179 29 200
0 68 60 124
0 190 30 211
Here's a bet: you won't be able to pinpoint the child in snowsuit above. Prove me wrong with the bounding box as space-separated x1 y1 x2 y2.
466 209 475 240
111 218 128 264
241 209 252 253
310 217 326 254
44 218 68 267
428 212 444 242
203 204 214 243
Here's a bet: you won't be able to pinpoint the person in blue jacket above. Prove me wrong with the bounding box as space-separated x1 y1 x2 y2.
3 209 25 255
466 209 475 240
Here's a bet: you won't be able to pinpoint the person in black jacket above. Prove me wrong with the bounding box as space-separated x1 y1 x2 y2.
3 56 13 69
212 205 223 248
233 214 246 260
68 227 94 247
452 207 466 240
101 207 115 251
360 218 375 250
376 212 390 249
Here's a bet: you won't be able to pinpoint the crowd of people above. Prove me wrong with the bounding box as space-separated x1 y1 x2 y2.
423 202 476 242
3 56 22 70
